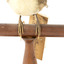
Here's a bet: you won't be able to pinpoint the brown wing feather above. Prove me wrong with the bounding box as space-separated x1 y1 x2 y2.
38 0 47 10
38 0 47 5
7 0 9 2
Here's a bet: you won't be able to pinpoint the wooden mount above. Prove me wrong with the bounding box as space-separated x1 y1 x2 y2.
23 39 37 64
0 24 64 64
0 24 64 37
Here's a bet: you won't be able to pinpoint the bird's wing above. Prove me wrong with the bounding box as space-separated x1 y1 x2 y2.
38 0 47 10
7 0 9 2
38 0 47 5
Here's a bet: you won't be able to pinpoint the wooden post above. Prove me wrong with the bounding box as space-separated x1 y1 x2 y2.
0 24 64 63
23 39 37 64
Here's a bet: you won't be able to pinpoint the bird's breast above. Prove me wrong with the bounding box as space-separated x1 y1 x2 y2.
9 0 40 16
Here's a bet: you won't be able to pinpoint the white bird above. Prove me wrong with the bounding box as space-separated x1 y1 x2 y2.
7 0 47 37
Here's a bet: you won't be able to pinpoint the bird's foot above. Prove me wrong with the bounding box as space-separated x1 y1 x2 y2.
18 15 24 37
35 14 41 38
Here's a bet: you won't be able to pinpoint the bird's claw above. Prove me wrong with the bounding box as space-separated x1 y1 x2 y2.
18 16 24 37
35 14 41 38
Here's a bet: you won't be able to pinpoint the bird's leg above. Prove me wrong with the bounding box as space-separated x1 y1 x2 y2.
18 15 24 37
34 14 41 38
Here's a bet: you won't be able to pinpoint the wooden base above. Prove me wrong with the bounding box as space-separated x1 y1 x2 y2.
23 39 37 64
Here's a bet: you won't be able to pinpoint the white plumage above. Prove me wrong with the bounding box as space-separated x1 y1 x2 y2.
7 0 47 16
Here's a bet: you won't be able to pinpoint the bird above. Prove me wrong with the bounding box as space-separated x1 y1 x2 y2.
7 0 47 37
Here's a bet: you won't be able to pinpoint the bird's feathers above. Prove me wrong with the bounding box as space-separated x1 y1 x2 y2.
7 0 9 2
38 0 47 10
7 0 47 16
